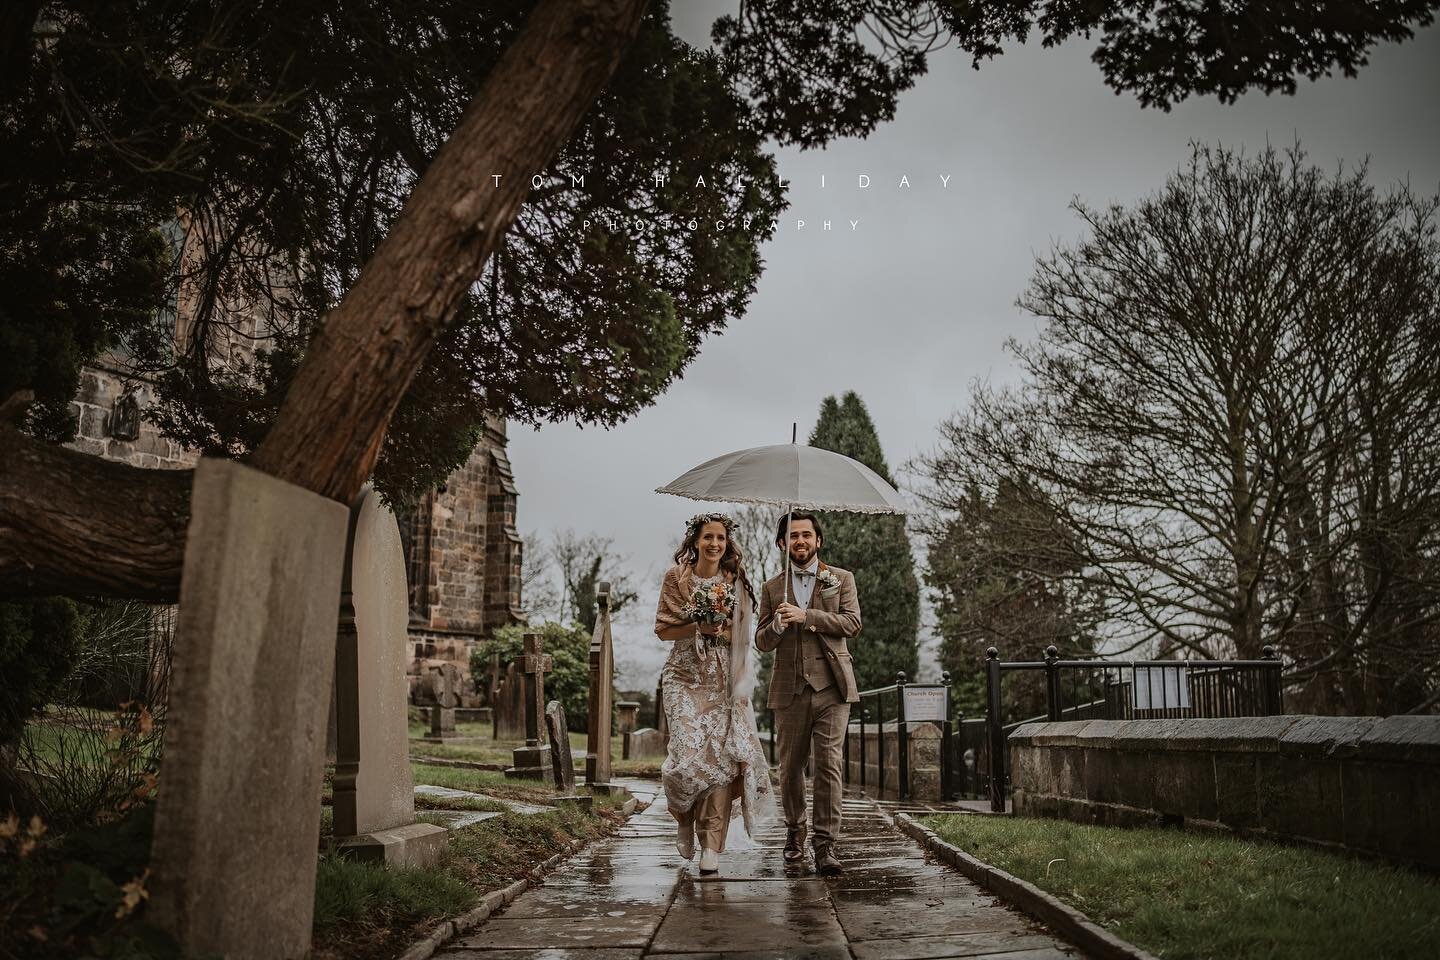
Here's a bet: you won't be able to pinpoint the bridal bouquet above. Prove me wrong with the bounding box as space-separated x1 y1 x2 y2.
685 580 735 626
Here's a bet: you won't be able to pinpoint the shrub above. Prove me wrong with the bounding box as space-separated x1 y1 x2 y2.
472 621 592 732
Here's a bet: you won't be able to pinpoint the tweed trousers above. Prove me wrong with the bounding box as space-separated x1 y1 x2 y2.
774 684 850 848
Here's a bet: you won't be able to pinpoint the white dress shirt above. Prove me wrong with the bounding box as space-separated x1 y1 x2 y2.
775 560 820 633
790 559 820 608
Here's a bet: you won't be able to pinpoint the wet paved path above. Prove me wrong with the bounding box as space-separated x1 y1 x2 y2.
439 782 1085 960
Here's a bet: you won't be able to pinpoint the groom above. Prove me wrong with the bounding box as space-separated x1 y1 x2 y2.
756 511 861 876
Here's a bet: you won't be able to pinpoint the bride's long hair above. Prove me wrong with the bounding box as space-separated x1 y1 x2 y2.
673 513 757 608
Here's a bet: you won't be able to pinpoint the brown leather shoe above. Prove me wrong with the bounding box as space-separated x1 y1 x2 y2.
783 824 807 862
813 843 843 876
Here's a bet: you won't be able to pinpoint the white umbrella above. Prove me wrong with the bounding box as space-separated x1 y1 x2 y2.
655 439 908 602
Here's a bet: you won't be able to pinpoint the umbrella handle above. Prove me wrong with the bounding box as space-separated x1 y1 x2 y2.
783 505 792 606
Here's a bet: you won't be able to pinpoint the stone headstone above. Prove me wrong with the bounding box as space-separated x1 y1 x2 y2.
625 727 665 759
334 488 447 866
429 705 457 738
616 700 641 735
423 662 461 708
585 583 614 787
493 660 527 740
148 459 349 959
505 633 553 780
546 701 576 793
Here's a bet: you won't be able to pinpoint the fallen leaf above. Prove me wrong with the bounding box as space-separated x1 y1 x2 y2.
116 869 151 919
28 926 47 942
0 813 18 840
27 815 46 839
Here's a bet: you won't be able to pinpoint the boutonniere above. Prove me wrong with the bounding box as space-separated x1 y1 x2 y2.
816 569 841 597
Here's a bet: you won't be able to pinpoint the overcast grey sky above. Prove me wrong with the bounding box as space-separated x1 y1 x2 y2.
507 9 1440 691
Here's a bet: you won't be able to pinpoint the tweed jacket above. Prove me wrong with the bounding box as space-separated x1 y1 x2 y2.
755 561 862 709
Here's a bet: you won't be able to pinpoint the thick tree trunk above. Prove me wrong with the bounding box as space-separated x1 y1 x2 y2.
251 0 649 502
0 0 648 601
0 426 191 601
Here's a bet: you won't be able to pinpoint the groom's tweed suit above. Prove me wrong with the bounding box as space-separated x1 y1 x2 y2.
756 562 861 849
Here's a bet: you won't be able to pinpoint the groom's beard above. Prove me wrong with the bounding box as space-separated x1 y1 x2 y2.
788 545 816 566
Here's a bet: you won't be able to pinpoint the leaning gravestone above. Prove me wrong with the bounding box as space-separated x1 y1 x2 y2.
334 487 447 866
545 701 576 793
148 459 349 960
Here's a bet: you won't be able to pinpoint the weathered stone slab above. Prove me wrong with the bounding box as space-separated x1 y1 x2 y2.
1354 714 1440 765
1277 715 1375 759
547 700 577 793
148 459 349 959
337 821 449 867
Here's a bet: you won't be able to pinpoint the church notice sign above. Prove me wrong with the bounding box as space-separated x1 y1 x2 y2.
902 685 949 723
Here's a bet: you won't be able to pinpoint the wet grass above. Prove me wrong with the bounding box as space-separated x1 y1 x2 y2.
924 814 1440 960
407 724 662 780
311 801 626 960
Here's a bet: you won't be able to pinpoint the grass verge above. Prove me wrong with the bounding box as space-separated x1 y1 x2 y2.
924 814 1440 960
311 800 625 960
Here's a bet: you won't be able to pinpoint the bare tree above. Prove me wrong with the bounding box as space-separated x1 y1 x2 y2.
916 144 1440 715
729 504 782 586
519 531 561 623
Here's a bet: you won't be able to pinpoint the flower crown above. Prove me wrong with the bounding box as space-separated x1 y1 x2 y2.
685 512 738 539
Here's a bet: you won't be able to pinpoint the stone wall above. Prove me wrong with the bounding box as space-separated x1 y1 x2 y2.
1008 716 1440 869
845 720 944 801
402 416 524 699
70 366 196 469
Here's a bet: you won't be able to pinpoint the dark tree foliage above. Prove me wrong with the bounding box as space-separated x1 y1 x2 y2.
922 477 1103 721
0 598 84 747
809 392 921 691
5 0 1434 507
937 0 1439 109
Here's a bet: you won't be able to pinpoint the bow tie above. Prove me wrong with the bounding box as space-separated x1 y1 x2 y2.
794 570 817 580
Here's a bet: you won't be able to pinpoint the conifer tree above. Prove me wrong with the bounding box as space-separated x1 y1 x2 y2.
809 392 920 690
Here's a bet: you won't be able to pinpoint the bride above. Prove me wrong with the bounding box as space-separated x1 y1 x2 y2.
654 512 774 875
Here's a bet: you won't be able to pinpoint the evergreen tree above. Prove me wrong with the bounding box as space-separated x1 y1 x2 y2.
809 392 920 691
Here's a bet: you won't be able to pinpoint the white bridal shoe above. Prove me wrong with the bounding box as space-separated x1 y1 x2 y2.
676 822 694 860
698 847 720 875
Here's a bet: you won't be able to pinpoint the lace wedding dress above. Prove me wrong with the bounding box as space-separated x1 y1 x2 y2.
655 564 774 851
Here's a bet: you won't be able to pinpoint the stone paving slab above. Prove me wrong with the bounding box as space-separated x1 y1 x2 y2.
437 784 1087 960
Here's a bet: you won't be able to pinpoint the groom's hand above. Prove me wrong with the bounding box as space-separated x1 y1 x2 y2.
773 601 804 631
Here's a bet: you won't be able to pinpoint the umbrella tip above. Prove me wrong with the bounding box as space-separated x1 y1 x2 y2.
791 422 797 443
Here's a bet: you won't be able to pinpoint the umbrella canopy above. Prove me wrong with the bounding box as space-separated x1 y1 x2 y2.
655 443 908 515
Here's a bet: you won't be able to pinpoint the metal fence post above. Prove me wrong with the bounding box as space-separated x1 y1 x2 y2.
985 647 1005 813
1044 644 1061 721
858 703 868 790
1262 645 1282 715
876 690 886 797
896 671 909 802
940 670 954 800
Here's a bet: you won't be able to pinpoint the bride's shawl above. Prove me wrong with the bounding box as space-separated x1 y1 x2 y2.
654 563 757 702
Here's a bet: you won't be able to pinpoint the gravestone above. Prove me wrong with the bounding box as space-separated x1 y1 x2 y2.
148 459 349 959
334 488 447 866
493 659 528 740
545 700 577 793
585 583 618 792
505 633 553 780
425 662 461 739
626 727 665 759
616 700 641 736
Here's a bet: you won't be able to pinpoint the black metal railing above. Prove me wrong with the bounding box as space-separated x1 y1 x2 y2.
982 644 1285 811
840 672 955 801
